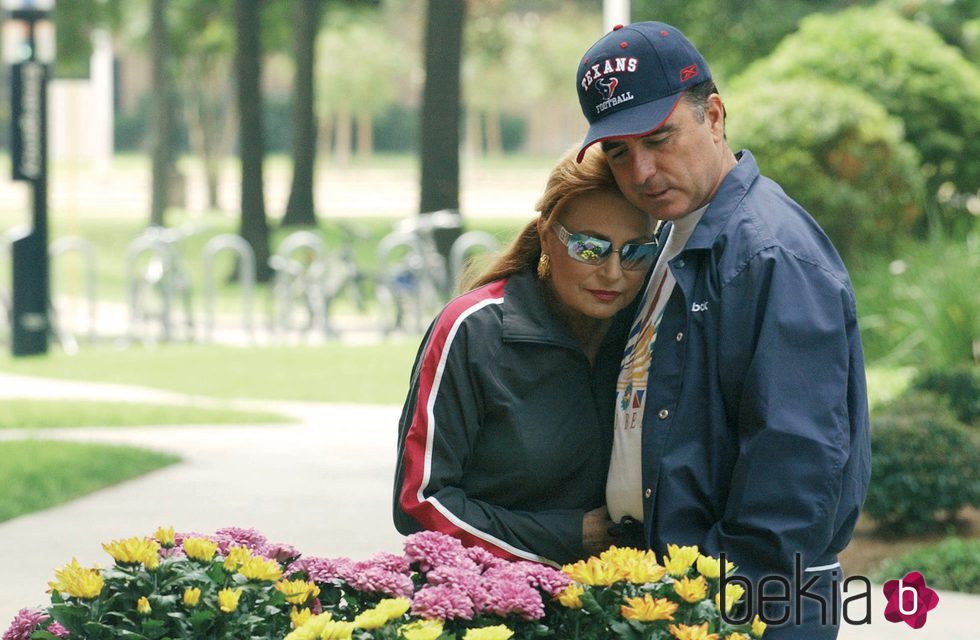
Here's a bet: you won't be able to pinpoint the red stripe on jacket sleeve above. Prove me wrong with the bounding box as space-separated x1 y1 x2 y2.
396 279 524 560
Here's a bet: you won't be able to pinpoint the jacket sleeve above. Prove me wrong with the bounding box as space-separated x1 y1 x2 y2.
392 303 586 567
704 247 866 579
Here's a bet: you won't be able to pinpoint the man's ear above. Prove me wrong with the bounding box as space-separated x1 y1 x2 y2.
706 93 727 142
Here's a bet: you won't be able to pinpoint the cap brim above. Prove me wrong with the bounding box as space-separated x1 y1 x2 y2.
577 92 684 162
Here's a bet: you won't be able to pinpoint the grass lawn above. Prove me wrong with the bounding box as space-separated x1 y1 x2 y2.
0 439 180 523
0 399 294 429
1 341 422 404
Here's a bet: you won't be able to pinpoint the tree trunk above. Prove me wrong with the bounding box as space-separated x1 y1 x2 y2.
334 107 352 167
235 0 272 281
419 0 465 215
149 0 174 227
356 111 373 159
282 0 320 227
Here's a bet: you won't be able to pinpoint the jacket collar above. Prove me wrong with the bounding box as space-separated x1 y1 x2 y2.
681 149 759 251
500 269 577 346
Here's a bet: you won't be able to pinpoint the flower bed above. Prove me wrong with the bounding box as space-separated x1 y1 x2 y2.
3 526 765 639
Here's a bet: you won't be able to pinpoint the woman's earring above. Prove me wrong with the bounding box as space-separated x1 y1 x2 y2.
537 253 551 279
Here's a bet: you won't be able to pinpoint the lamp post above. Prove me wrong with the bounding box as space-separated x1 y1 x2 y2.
3 0 54 356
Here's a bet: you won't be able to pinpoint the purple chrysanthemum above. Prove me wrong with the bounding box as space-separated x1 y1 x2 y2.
346 567 415 599
2 609 48 640
410 584 475 621
403 531 477 573
46 622 70 639
286 555 353 583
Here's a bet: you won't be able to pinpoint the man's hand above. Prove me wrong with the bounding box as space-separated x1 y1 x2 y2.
582 506 616 557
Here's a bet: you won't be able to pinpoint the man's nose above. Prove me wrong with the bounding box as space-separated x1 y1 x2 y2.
629 151 657 186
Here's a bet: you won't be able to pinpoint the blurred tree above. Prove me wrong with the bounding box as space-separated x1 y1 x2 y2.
170 0 237 213
282 0 322 227
734 6 980 236
234 0 272 281
726 78 925 263
630 0 864 81
882 0 980 63
419 0 465 216
149 0 175 227
52 0 124 78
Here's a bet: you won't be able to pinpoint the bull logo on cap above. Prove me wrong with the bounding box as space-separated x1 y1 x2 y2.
596 77 619 100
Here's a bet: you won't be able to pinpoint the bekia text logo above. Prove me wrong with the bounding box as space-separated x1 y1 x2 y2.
883 571 939 629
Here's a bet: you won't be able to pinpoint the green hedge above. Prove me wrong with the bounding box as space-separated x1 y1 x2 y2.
864 391 980 535
873 538 980 594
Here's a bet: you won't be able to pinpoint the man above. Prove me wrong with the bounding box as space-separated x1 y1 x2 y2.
575 22 871 637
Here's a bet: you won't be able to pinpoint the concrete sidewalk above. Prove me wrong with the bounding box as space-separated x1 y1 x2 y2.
0 372 974 638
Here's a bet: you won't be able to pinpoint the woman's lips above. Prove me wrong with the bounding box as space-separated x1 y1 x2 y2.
588 289 621 303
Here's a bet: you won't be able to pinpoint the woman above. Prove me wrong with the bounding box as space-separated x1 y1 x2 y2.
392 146 658 566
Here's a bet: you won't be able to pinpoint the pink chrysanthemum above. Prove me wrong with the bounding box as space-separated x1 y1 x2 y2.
46 622 70 639
213 526 268 553
464 545 506 571
2 609 48 640
259 541 300 563
410 584 476 621
490 561 571 598
286 556 353 583
159 546 186 559
356 551 411 575
346 567 415 599
425 565 489 610
403 531 478 573
483 578 546 620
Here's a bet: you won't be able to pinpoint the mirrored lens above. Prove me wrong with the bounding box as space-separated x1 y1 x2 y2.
567 233 613 264
619 243 659 270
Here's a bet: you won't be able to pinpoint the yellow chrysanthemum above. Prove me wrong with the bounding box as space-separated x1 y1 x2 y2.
714 583 746 613
102 537 161 567
183 537 218 563
352 608 390 630
153 526 176 547
666 544 700 573
136 596 152 615
557 583 585 609
751 615 767 637
375 598 411 619
291 606 312 629
217 587 242 613
695 554 736 579
673 575 708 603
318 621 355 639
237 556 283 582
668 621 719 640
620 594 678 622
562 557 625 586
223 545 252 571
398 619 444 640
624 558 667 584
284 612 334 640
183 586 201 607
463 625 514 640
276 578 321 605
599 546 657 566
726 633 750 640
48 558 104 600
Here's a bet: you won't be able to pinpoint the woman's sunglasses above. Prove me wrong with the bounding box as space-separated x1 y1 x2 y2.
552 222 659 271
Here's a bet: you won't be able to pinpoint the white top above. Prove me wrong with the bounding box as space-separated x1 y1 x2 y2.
606 205 708 523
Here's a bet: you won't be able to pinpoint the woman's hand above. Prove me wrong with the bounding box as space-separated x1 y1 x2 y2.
582 506 617 557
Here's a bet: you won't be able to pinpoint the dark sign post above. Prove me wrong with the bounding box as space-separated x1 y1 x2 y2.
5 1 54 356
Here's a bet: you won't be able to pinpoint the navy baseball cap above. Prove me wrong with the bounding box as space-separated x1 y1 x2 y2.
576 22 711 162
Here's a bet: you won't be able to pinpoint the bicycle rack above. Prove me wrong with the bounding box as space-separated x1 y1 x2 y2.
202 233 256 343
375 230 433 335
449 230 500 290
49 236 98 347
124 227 195 343
268 230 333 338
